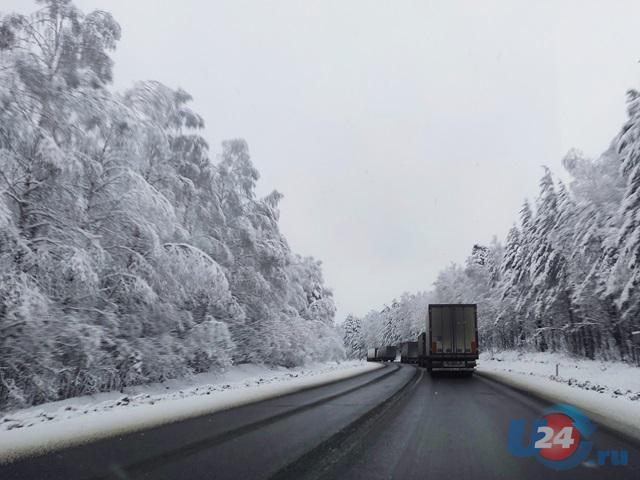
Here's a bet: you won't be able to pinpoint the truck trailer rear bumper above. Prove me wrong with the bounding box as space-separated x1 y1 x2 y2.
431 367 475 372
427 359 477 370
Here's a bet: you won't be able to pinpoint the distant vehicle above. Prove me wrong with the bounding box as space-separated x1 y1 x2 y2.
367 348 378 362
418 304 478 374
399 341 418 364
375 346 397 362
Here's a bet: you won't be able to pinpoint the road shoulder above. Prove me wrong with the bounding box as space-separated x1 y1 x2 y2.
476 368 640 444
0 361 383 464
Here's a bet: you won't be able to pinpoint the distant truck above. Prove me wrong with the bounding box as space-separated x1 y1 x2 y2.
418 304 478 374
366 348 377 362
399 341 418 364
376 346 397 362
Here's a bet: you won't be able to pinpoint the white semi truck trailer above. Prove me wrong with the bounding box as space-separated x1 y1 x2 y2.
418 304 478 374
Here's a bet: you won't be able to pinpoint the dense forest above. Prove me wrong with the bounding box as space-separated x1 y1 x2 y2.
344 108 640 363
0 1 343 411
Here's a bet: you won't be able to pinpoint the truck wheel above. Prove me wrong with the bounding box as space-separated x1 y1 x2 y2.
426 361 433 374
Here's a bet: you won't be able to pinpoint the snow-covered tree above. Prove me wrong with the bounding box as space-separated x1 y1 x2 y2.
342 314 365 359
0 1 342 411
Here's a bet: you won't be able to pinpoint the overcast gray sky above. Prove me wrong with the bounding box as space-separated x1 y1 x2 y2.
6 0 640 321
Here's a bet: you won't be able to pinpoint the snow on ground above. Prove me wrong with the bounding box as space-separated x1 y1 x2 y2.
477 350 640 442
0 360 382 464
479 350 640 400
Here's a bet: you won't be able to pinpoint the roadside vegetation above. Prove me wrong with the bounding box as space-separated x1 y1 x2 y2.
0 1 342 412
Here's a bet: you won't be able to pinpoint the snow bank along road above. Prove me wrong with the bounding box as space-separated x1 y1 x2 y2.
0 361 380 463
1 364 639 480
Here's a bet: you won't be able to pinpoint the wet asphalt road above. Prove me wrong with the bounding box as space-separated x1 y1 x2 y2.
1 363 638 479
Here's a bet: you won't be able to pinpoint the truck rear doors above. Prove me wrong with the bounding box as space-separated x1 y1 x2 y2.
427 304 478 372
430 304 477 355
